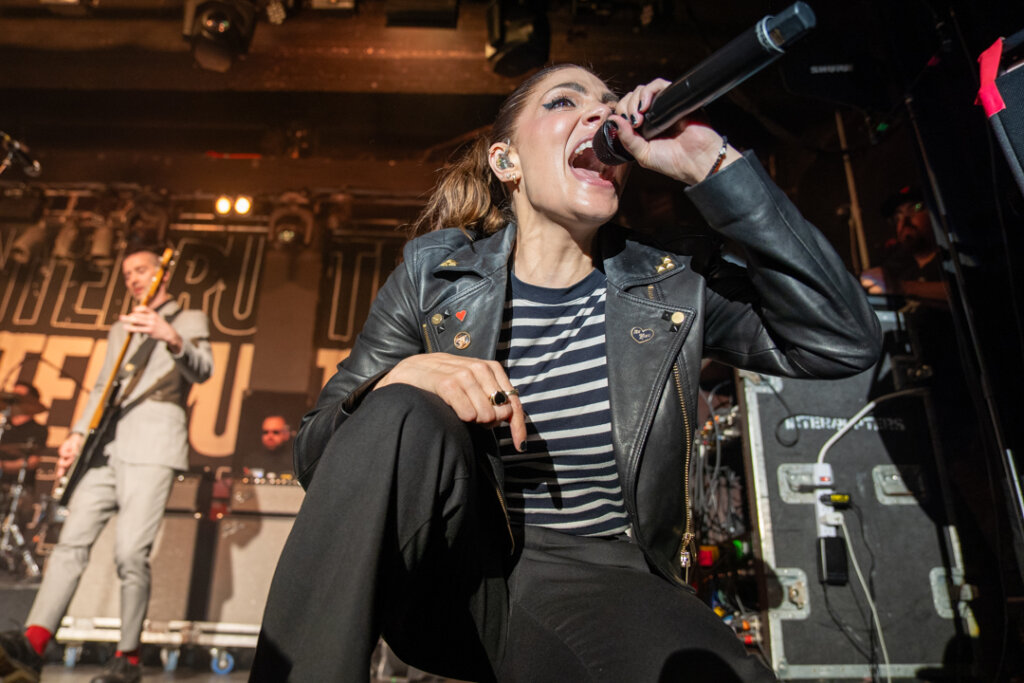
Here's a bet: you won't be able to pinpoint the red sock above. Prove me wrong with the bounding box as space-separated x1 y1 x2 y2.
115 649 141 667
23 625 51 656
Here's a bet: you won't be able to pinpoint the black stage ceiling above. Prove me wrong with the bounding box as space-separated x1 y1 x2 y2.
0 0 1017 198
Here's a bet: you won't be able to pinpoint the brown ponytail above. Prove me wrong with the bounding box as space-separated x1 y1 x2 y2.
407 137 509 238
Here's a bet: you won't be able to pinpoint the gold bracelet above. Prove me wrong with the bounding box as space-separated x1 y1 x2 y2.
704 135 729 180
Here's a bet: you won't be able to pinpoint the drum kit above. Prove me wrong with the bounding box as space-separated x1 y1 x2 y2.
1 389 62 580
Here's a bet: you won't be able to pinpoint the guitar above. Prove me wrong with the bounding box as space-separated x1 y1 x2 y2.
53 247 174 506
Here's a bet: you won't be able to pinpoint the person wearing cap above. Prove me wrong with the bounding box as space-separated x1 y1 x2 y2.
860 187 948 301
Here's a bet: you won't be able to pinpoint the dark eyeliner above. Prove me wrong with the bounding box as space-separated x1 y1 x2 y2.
542 95 574 110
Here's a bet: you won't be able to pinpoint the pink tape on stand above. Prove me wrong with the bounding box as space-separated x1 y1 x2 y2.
976 38 1006 118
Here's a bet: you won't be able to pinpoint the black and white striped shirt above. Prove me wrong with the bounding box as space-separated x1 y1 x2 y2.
495 269 631 537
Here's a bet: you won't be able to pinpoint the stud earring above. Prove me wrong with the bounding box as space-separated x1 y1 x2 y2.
496 152 513 171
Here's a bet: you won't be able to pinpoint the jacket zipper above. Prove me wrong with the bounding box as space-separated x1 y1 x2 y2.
424 318 514 551
648 285 695 583
672 363 695 584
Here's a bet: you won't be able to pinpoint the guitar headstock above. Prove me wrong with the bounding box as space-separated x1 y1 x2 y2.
140 247 177 305
159 247 174 269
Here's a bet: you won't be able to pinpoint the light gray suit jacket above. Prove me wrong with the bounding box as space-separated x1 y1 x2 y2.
73 300 214 471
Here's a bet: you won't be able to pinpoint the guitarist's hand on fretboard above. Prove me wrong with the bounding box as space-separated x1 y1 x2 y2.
56 432 82 480
120 304 184 354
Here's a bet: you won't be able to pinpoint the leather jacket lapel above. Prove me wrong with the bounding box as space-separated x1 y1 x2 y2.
422 225 515 361
604 269 695 515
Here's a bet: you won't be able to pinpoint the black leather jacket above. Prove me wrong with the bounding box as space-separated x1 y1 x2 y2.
296 152 882 584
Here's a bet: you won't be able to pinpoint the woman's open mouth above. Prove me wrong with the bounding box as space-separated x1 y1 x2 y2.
569 139 617 185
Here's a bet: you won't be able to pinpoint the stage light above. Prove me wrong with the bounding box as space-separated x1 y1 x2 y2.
90 222 115 261
126 194 170 247
215 195 233 215
183 0 259 73
485 0 549 77
265 0 288 24
234 195 253 215
324 193 354 235
269 192 314 249
52 218 79 259
11 220 47 264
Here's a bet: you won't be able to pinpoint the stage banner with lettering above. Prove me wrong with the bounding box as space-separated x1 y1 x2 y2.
0 230 264 468
310 228 406 390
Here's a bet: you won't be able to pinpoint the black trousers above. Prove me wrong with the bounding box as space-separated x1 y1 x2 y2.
251 384 776 683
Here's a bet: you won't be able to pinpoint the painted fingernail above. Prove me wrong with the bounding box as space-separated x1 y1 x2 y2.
518 441 527 452
629 114 637 126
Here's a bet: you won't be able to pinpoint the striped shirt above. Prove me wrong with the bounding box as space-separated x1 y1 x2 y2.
495 269 631 537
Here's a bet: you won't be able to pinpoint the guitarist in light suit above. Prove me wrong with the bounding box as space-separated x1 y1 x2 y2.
0 244 213 683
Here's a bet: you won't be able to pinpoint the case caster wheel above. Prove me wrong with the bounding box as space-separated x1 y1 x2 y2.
210 648 235 675
160 647 180 672
63 644 82 668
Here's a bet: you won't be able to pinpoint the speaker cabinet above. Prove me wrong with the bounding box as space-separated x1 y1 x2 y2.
55 473 212 639
205 514 295 625
228 477 304 515
983 44 1024 195
63 511 200 625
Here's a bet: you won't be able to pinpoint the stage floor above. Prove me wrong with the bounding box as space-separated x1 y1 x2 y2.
34 665 439 682
1 573 452 683
36 663 250 682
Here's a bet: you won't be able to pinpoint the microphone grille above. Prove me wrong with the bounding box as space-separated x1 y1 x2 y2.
593 120 633 166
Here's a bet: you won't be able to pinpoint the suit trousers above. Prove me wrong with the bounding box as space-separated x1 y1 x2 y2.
26 458 176 651
251 384 775 682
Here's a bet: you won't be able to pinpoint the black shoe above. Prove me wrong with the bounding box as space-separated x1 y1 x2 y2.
89 653 141 683
0 630 42 683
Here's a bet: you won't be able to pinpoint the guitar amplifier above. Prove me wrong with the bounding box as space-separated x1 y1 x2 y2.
33 471 207 558
165 472 205 512
229 477 305 515
201 478 305 624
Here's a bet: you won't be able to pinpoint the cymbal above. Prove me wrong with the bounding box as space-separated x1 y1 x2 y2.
0 391 47 417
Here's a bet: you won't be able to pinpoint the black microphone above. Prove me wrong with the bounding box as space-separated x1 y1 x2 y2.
593 1 816 166
1 131 42 178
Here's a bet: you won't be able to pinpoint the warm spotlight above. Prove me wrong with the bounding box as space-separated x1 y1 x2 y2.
215 195 233 215
234 195 253 215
